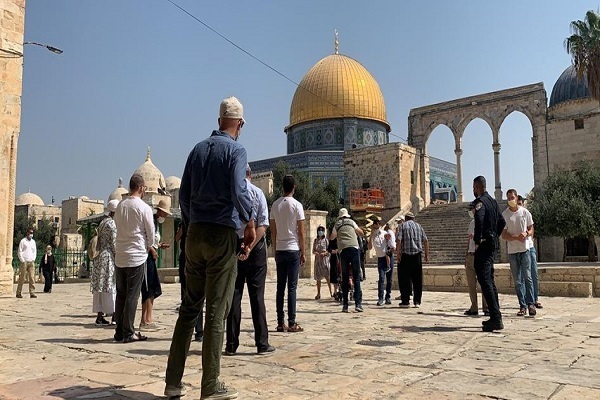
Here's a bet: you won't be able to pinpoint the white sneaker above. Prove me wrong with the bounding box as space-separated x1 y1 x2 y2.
414 303 421 308
164 383 186 397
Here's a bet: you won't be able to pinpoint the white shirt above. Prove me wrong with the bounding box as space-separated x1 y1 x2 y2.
467 219 476 253
371 228 388 258
18 237 37 262
114 196 155 268
386 229 396 251
270 196 305 251
502 206 534 254
237 180 269 238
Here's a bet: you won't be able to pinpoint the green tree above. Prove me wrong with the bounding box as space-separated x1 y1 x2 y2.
528 162 600 261
565 10 600 103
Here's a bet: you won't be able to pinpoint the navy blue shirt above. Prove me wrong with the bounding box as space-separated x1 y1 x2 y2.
180 130 253 230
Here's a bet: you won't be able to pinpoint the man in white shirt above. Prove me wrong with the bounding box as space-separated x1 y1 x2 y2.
330 208 365 313
270 174 305 333
464 203 487 316
113 174 155 343
16 229 37 298
501 189 535 317
368 218 395 306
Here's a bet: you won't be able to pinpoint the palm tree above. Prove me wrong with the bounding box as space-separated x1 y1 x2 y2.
565 10 600 104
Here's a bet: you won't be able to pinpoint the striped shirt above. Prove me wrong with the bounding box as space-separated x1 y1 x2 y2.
398 220 428 255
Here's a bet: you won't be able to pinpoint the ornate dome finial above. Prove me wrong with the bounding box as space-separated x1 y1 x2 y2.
118 177 123 188
146 146 151 161
334 29 339 55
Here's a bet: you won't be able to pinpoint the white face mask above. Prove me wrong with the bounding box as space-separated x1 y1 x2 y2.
468 210 475 219
27 234 33 240
157 216 166 224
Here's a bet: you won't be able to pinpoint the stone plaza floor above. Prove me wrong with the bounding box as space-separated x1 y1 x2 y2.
1 277 600 399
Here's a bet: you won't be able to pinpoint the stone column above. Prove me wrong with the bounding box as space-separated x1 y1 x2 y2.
0 0 26 297
492 141 502 201
454 147 463 203
300 210 328 279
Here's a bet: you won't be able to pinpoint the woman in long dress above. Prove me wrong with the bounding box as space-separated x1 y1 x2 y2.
91 199 119 326
313 225 332 300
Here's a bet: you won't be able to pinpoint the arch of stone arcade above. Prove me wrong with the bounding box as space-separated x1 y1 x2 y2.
408 83 548 204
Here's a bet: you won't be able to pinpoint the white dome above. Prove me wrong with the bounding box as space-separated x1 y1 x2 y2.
165 176 181 191
133 148 166 194
16 192 44 206
108 177 128 201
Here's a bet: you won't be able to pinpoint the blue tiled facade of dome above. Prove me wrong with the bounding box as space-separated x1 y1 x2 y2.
549 65 590 107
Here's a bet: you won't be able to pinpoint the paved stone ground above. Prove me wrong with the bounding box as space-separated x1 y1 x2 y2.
1 277 600 400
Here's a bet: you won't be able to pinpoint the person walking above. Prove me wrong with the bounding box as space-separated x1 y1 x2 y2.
369 218 395 306
330 208 364 313
39 245 56 294
16 229 37 299
472 176 506 332
394 216 406 301
225 165 274 356
165 96 255 400
313 226 332 300
140 199 171 330
502 189 536 317
397 212 429 308
113 174 155 343
464 203 488 316
270 174 306 333
517 196 542 309
91 199 119 326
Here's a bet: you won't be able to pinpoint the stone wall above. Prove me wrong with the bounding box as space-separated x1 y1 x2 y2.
61 197 104 234
300 210 327 278
343 143 425 221
0 0 25 297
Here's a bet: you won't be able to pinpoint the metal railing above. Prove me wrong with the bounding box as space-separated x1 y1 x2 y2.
12 249 89 281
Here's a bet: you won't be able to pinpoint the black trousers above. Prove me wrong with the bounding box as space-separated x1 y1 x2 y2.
226 240 269 352
114 264 144 339
399 253 422 305
42 268 53 293
474 240 502 322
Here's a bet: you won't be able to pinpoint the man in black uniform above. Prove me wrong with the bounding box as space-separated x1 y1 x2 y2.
472 176 506 332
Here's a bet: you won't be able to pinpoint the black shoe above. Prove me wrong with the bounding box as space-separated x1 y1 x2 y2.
342 305 349 313
195 333 204 342
16 293 22 298
95 318 110 326
385 298 392 305
224 347 236 356
464 310 479 316
257 345 276 355
30 294 37 298
482 321 504 332
113 333 124 342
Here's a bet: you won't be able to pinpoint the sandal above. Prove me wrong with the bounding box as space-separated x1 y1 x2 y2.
287 323 304 333
535 302 543 309
123 332 148 343
516 308 527 317
276 324 287 332
315 294 320 300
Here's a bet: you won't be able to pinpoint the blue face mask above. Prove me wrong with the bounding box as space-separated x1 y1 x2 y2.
317 231 325 237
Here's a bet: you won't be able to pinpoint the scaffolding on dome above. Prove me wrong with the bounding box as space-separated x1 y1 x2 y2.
349 189 385 212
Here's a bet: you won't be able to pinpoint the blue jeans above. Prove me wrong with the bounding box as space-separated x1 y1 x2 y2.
508 250 534 308
377 255 393 301
340 247 362 307
529 246 539 302
275 250 301 326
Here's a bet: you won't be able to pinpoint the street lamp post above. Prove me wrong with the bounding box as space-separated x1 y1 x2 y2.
0 41 63 57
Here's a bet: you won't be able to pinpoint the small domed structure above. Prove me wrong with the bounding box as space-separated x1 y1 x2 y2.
108 177 128 202
133 148 166 194
15 191 44 206
165 176 181 192
549 65 591 107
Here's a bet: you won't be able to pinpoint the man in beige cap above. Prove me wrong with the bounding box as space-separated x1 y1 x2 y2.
165 96 255 400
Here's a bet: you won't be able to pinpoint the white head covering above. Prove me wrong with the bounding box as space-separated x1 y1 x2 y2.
107 199 120 213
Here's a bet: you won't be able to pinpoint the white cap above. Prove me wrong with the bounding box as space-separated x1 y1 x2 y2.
219 96 245 123
107 199 119 213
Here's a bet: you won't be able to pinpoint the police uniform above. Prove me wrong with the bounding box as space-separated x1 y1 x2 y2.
473 192 506 329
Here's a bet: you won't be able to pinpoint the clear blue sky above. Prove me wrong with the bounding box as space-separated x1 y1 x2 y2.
17 0 597 205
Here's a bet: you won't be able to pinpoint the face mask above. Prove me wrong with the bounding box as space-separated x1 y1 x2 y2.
46 249 52 254
468 210 475 219
157 216 166 224
27 234 33 240
317 231 324 237
508 200 517 208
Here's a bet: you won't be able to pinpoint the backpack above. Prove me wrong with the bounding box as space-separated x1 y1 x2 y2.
87 228 100 260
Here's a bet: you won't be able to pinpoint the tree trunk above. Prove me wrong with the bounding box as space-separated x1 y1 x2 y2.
588 234 598 262
563 238 567 262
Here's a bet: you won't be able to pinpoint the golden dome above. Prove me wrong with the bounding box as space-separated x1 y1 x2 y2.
16 191 44 206
288 54 389 130
133 148 166 194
